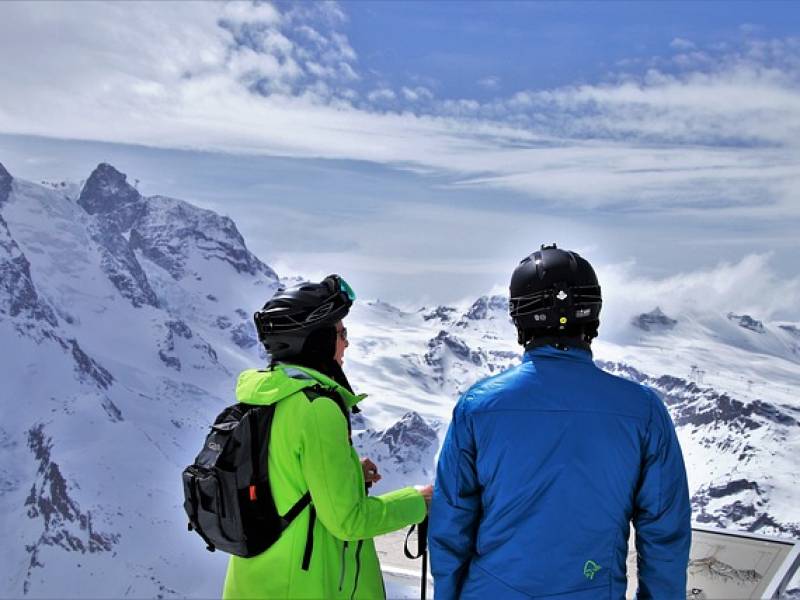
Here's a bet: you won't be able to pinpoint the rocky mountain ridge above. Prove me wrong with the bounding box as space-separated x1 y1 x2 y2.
1 161 798 596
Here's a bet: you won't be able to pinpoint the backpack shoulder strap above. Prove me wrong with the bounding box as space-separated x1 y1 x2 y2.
303 384 352 444
278 366 353 441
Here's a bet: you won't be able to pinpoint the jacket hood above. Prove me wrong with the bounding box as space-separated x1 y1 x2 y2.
236 363 366 408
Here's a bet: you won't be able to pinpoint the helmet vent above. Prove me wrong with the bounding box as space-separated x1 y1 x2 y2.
305 302 334 322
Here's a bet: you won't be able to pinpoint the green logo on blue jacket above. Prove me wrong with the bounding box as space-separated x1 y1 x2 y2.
583 560 602 580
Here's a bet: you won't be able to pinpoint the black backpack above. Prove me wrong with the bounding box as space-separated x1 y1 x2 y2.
181 368 352 563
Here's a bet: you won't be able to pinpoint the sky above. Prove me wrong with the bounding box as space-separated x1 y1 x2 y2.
0 1 799 313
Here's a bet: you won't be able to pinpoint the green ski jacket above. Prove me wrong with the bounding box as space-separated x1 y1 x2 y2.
222 364 427 599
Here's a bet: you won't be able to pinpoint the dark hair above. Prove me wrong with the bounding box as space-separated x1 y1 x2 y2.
270 324 354 393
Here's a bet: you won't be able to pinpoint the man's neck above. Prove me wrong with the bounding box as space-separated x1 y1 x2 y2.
525 335 592 353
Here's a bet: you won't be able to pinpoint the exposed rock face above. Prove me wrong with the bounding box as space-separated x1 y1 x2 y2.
0 214 58 327
87 218 160 308
65 336 114 390
129 196 277 280
0 162 12 207
157 318 221 372
780 324 800 338
425 330 484 368
463 295 508 321
77 163 142 223
380 411 438 455
75 163 278 309
354 411 439 480
350 411 366 430
231 321 258 349
422 306 457 322
75 164 158 308
632 306 677 331
24 425 119 594
727 312 765 333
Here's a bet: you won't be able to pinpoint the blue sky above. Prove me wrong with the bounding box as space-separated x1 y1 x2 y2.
343 2 800 97
0 1 798 312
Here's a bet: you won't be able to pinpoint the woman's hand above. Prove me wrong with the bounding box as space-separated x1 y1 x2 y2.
414 484 434 510
361 457 382 484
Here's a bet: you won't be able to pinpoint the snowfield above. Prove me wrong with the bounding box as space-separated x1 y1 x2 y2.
0 161 797 596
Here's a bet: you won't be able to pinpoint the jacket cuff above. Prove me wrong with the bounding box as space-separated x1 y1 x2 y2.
379 486 428 525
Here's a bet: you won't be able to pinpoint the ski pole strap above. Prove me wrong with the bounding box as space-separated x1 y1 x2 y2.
403 517 428 560
417 516 428 560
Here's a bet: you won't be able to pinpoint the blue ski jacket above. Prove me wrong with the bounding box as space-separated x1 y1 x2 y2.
430 344 691 599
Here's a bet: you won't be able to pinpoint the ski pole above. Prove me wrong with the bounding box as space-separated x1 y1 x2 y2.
419 517 428 600
404 516 429 600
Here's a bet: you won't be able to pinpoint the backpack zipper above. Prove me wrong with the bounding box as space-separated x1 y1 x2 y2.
338 541 348 591
350 540 363 600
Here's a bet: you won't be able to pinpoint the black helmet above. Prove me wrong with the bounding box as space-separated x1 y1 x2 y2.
509 244 601 345
254 274 355 359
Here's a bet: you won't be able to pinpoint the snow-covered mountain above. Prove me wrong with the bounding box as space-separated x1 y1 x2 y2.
0 161 278 597
1 161 798 597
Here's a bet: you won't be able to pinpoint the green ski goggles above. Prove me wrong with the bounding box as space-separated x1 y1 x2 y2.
324 274 357 303
338 277 356 302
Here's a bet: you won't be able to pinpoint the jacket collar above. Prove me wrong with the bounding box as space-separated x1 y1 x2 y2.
235 364 367 409
523 343 594 364
278 363 367 409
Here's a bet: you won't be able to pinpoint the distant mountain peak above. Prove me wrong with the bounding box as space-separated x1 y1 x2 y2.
0 162 12 206
633 306 678 332
366 299 405 315
727 312 765 334
380 411 438 453
78 163 141 215
464 295 508 320
422 305 457 322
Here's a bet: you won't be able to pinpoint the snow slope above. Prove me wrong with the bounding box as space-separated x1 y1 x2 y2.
0 161 798 597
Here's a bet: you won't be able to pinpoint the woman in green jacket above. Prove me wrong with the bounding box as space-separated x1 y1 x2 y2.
223 275 432 599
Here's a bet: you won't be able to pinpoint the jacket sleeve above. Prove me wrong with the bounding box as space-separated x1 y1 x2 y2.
430 396 480 600
300 396 426 541
634 388 692 599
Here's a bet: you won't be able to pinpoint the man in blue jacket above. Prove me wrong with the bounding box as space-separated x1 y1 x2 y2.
430 244 691 599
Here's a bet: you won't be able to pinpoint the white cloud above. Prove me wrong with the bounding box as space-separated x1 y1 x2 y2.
330 32 357 62
439 98 480 115
338 62 360 81
599 254 800 336
222 1 281 25
671 51 711 68
670 37 696 51
287 1 347 27
367 88 396 102
478 76 500 89
401 86 433 102
297 25 327 46
0 3 799 220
